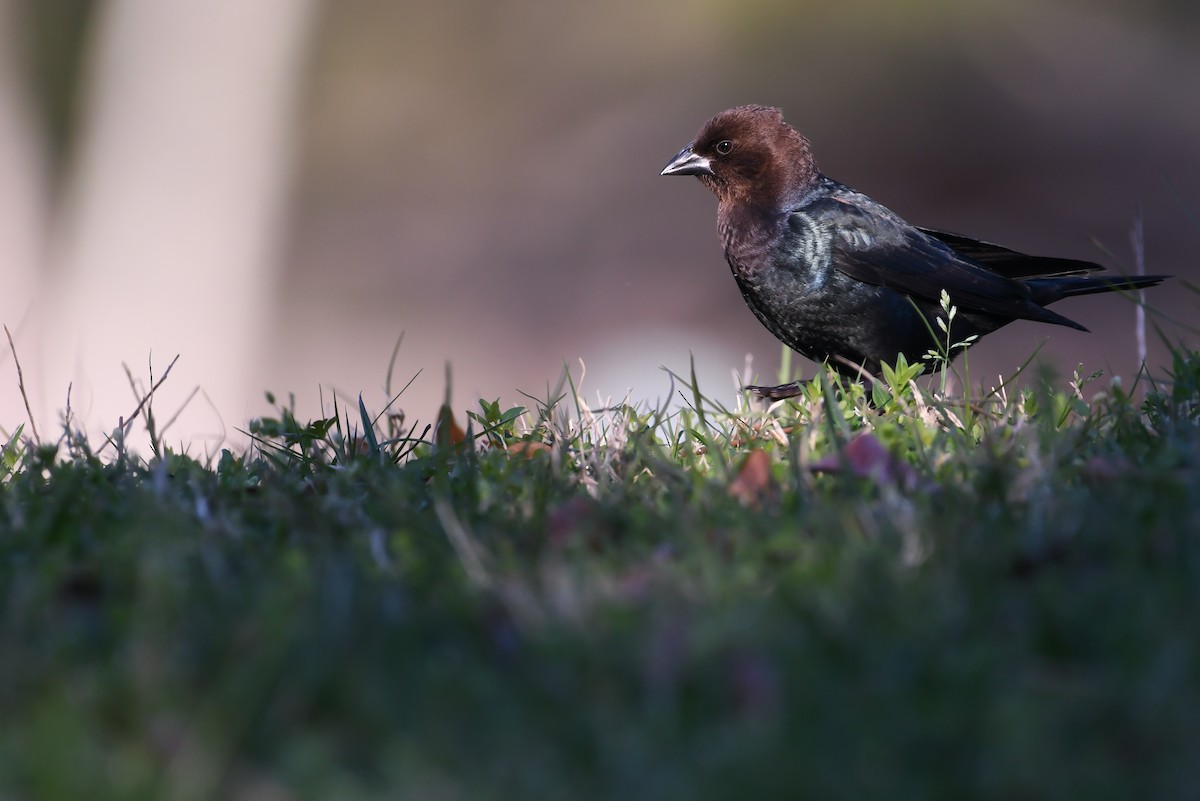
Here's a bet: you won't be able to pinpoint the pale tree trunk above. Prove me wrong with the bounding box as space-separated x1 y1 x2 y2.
27 0 316 453
0 0 50 437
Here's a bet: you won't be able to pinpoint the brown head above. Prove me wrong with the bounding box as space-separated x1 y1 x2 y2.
660 105 819 209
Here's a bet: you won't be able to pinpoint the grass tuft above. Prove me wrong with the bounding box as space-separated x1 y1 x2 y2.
2 344 1200 799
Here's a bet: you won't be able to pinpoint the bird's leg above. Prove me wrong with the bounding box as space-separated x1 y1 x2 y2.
746 381 805 401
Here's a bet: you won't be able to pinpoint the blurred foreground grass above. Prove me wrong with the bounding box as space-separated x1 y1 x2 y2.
2 347 1200 801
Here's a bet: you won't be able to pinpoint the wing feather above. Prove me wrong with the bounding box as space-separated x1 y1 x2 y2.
794 191 1085 329
917 227 1102 279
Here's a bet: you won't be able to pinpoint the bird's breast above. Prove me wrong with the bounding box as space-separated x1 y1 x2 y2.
781 212 834 285
718 206 798 278
723 210 833 288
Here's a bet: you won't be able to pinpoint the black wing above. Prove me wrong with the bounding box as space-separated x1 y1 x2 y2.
796 190 1086 330
917 227 1102 279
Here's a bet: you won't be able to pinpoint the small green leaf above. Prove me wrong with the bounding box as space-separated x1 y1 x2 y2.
359 394 380 455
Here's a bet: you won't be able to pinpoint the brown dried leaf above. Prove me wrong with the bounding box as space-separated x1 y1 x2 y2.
507 440 551 457
728 449 775 505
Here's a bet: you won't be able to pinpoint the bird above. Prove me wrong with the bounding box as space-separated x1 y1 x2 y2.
661 105 1167 399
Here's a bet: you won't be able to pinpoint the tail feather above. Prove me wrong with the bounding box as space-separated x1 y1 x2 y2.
1028 274 1169 304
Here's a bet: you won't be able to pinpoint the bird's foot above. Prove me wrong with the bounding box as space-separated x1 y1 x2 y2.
746 382 805 401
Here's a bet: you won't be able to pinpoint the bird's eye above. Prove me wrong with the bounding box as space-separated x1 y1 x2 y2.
715 139 733 155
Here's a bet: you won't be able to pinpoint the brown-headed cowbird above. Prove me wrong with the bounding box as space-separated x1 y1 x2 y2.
662 105 1167 399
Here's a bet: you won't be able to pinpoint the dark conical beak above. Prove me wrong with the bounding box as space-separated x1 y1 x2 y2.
660 144 713 177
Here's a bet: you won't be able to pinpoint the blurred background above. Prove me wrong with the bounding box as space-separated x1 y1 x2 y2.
1 0 1197 453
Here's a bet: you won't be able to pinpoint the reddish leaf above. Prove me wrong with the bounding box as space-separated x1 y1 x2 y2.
811 432 918 489
546 496 601 547
435 404 467 448
1080 455 1132 485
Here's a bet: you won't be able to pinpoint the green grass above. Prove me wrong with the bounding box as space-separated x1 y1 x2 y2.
2 346 1200 800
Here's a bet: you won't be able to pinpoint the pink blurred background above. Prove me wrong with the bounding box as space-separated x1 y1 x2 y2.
1 0 1197 453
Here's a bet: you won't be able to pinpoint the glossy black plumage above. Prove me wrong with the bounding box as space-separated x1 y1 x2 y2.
661 105 1167 398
